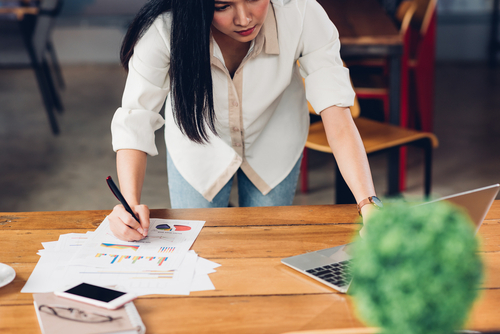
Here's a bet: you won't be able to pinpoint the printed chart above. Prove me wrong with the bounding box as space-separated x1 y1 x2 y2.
94 253 169 267
100 243 140 251
70 218 205 270
158 247 175 254
156 224 192 232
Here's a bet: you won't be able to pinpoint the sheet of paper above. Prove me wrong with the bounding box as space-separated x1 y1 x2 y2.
70 218 205 270
195 257 221 275
190 274 216 292
22 222 218 296
21 252 73 293
41 241 58 250
62 251 199 296
54 233 91 251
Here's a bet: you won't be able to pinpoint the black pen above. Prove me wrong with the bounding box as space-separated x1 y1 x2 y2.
106 176 170 231
106 176 141 224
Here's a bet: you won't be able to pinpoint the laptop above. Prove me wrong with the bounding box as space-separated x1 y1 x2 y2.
281 184 500 293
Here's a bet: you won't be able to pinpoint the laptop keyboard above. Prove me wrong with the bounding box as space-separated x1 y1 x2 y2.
306 260 353 288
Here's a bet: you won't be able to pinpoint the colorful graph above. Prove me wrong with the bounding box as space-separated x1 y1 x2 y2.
155 224 191 232
95 253 169 267
100 243 140 251
158 246 175 254
173 225 191 231
156 224 171 230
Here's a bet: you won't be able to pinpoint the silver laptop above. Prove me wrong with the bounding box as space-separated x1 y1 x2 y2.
281 184 500 293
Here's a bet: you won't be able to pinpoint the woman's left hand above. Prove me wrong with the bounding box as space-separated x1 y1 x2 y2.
358 204 378 238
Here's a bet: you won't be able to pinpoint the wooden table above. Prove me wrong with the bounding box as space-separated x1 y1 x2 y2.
1 202 500 333
318 0 404 201
0 3 38 20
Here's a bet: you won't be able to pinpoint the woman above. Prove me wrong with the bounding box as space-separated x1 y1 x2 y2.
109 0 379 241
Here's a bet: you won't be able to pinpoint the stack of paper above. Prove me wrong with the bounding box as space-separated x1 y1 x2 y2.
22 218 220 296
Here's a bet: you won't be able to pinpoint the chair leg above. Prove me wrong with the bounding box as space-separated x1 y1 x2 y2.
46 40 65 89
422 140 433 199
19 15 60 134
382 95 390 122
387 148 400 196
300 148 308 193
42 59 64 113
413 10 437 132
335 165 356 204
32 63 60 135
399 146 407 192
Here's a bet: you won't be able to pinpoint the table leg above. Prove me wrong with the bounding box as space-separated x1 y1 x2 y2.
489 0 500 67
388 53 401 196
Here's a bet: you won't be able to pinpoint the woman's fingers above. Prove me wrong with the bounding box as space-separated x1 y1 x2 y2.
109 205 148 241
135 205 150 237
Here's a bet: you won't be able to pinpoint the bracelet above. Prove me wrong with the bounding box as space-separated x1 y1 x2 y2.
356 196 383 216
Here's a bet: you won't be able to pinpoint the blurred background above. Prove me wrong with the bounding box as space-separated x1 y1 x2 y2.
0 0 499 213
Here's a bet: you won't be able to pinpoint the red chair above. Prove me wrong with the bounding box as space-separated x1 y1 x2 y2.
347 1 415 126
348 0 437 132
345 3 415 192
345 0 438 191
407 0 438 132
299 89 438 203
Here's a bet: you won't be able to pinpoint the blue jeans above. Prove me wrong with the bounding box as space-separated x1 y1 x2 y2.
167 152 302 208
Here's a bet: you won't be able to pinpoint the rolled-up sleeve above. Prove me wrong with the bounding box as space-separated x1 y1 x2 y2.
111 16 170 156
298 0 355 114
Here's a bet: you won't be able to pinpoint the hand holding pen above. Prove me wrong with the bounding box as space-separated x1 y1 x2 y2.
106 176 155 241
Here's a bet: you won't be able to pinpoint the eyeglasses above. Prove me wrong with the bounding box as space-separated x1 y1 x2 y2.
39 305 123 323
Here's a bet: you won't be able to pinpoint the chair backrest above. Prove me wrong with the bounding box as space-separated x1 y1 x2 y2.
395 1 416 33
399 1 417 37
399 0 437 35
395 0 436 36
418 0 437 36
396 0 437 63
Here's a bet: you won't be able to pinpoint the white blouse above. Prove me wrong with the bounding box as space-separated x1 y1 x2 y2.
111 0 355 201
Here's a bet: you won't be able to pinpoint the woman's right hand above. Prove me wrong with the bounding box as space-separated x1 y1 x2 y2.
108 204 150 241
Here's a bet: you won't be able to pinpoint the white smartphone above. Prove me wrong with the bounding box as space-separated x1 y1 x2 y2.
54 282 137 310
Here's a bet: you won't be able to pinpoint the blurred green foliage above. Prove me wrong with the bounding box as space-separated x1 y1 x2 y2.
350 201 483 334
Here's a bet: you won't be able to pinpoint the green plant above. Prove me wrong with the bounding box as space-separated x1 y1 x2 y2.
350 201 483 334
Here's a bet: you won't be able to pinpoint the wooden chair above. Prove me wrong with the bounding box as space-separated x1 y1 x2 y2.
407 0 438 132
345 0 438 191
299 92 438 204
347 0 438 132
345 2 416 192
347 1 416 124
0 0 65 135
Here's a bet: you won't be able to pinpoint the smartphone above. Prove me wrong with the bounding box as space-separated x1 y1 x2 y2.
54 282 137 310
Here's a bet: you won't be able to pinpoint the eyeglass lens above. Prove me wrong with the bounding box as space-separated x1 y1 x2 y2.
39 305 121 323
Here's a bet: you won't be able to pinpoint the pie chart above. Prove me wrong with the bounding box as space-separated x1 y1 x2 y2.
173 225 191 231
156 224 171 230
156 224 191 231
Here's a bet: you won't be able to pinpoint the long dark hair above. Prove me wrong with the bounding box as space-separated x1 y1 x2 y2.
120 0 216 144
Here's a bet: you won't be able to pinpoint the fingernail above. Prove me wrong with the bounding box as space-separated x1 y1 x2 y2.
137 227 144 234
